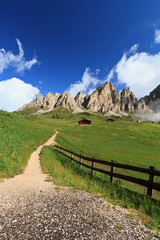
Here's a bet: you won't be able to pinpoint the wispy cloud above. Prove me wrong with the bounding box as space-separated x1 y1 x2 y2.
67 67 102 96
0 77 39 112
155 29 160 44
129 44 139 54
105 67 115 82
107 43 160 98
0 39 38 74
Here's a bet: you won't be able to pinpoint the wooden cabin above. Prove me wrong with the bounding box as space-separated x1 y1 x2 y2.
78 119 91 126
107 118 114 122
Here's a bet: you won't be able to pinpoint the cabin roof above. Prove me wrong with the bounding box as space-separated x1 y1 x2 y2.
78 119 91 124
107 118 114 122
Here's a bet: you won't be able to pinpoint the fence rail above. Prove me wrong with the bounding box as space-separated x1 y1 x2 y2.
54 145 160 197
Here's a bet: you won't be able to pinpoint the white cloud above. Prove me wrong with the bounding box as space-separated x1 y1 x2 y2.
155 29 160 44
67 32 160 99
108 44 160 98
67 67 102 96
129 44 139 54
105 67 115 82
16 58 38 73
0 77 39 112
0 39 38 74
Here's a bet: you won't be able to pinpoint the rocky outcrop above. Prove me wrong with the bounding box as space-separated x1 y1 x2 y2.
136 98 150 113
55 92 84 113
18 91 84 113
74 92 84 107
17 81 160 115
140 84 160 112
55 92 74 108
82 94 90 108
43 92 60 109
120 88 138 113
82 82 121 113
36 94 44 107
149 99 160 112
147 84 160 102
17 94 44 111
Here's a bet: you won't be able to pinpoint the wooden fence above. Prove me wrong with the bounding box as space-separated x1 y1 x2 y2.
54 145 160 197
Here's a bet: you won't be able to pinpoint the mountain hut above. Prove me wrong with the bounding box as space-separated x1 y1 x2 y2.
78 119 91 126
107 118 114 122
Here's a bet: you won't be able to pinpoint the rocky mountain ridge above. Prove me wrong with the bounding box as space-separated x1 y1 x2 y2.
17 82 160 115
141 84 160 113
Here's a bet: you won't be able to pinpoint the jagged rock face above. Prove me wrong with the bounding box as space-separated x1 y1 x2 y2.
43 92 54 108
149 99 160 112
149 84 160 101
55 92 75 108
17 81 160 115
55 93 60 97
74 92 84 107
139 84 160 112
135 98 149 113
36 94 44 106
121 88 138 113
17 94 44 111
144 84 160 109
43 92 60 109
54 92 83 113
83 82 120 113
18 91 83 113
82 94 90 108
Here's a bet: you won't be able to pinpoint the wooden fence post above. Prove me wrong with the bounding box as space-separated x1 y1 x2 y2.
110 160 114 183
92 157 95 176
147 166 155 197
80 155 82 168
71 153 73 163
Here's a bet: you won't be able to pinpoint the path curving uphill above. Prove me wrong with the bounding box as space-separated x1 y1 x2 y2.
0 130 58 194
0 131 159 239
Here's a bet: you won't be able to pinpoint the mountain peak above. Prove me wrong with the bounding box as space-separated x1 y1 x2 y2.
17 81 160 115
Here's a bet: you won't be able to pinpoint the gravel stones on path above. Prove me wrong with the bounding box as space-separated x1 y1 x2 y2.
0 188 159 240
0 132 159 239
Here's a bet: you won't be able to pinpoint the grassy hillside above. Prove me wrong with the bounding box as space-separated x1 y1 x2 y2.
56 118 160 196
39 109 160 229
0 107 93 177
1 107 160 181
56 120 160 170
0 110 55 177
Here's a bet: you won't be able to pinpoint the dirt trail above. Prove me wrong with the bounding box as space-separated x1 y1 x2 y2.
0 130 159 239
0 130 58 194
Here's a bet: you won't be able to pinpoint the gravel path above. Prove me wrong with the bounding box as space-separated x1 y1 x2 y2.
0 131 159 239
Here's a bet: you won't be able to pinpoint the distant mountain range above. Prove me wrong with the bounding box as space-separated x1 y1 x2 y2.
17 82 160 116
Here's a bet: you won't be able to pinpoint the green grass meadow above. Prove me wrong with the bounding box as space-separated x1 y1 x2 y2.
56 120 160 171
0 110 55 177
56 118 160 198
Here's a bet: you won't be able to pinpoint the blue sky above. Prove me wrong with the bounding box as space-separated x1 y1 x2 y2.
0 0 160 111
